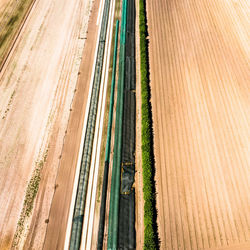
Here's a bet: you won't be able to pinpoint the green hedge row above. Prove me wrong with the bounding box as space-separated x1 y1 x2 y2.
139 0 158 249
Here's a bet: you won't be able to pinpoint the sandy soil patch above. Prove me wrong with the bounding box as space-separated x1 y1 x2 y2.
0 0 93 248
147 0 249 249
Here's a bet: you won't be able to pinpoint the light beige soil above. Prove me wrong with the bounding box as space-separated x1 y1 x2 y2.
42 0 100 249
147 0 249 249
0 0 93 248
205 242 250 250
0 0 9 13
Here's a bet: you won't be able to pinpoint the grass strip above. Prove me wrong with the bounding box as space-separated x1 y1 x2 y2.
139 0 159 248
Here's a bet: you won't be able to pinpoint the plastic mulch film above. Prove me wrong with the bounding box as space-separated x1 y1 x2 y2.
122 91 136 163
121 164 135 194
118 1 136 249
118 190 136 249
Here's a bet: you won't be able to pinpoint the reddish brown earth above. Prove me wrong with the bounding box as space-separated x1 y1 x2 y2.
147 0 249 249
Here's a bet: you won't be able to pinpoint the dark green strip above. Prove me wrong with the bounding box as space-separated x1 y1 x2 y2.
69 0 111 249
97 20 119 250
107 0 127 249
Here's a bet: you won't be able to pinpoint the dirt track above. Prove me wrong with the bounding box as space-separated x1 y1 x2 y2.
147 0 249 249
0 0 92 248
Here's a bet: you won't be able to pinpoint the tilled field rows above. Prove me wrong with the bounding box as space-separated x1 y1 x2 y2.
0 0 93 248
147 0 249 249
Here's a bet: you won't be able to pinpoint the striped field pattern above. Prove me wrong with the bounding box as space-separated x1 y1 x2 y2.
147 0 250 249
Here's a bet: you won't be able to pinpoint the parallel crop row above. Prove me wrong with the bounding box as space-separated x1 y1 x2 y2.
139 0 158 249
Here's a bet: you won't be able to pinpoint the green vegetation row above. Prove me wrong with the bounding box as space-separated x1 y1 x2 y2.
139 0 158 249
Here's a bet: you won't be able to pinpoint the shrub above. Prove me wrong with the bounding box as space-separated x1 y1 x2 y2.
139 0 158 249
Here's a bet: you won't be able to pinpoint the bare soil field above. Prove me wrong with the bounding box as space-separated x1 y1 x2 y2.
0 0 93 248
42 0 100 248
147 0 250 249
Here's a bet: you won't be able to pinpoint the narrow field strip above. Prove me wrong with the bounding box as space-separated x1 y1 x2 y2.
97 19 119 250
68 0 112 248
0 0 36 70
81 0 116 247
107 0 127 247
139 0 158 249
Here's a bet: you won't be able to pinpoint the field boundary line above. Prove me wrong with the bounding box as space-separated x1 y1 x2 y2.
139 0 159 248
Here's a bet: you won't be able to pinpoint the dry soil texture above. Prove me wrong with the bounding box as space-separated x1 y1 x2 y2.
147 0 250 249
42 0 100 248
0 0 92 248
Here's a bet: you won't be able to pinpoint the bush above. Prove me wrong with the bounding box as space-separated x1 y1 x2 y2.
139 0 158 249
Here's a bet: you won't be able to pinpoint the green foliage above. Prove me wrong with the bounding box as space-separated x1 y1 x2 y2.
139 0 158 249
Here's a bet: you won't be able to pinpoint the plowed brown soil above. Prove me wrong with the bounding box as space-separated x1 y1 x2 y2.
147 0 249 249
